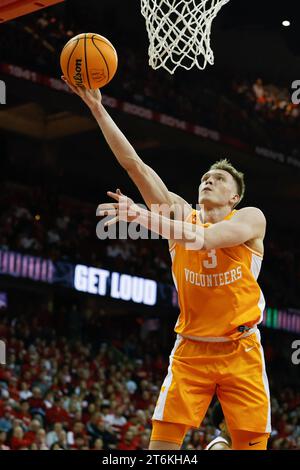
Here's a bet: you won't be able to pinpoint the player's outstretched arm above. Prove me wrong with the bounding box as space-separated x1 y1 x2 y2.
62 77 190 219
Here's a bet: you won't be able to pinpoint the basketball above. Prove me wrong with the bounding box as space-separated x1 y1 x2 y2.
60 32 118 89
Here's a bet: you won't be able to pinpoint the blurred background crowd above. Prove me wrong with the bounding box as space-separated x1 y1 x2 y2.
1 301 300 450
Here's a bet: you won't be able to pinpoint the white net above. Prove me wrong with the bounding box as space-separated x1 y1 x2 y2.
141 0 230 74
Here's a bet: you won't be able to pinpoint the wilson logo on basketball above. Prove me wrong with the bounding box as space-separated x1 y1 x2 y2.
90 69 106 83
73 59 83 86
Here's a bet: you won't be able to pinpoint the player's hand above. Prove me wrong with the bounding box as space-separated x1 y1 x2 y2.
97 189 142 226
61 75 102 110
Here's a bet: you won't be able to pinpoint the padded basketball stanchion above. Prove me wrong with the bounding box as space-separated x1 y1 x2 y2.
0 0 64 23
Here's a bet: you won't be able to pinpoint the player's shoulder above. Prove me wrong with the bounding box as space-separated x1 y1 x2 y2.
233 206 266 225
233 207 266 244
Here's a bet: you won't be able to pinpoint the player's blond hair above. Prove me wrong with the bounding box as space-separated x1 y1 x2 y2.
209 158 245 207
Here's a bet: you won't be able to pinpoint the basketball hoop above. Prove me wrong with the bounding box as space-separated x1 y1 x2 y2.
141 0 230 74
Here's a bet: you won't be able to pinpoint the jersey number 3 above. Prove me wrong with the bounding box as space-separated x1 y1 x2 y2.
203 249 217 269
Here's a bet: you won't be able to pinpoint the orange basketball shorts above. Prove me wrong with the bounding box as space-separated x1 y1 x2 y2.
152 330 271 434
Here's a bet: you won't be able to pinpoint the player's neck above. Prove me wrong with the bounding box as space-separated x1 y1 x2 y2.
200 205 233 224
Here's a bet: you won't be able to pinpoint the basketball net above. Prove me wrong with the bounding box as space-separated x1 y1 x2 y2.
141 0 230 74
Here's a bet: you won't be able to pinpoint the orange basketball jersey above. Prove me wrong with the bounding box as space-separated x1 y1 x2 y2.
170 209 265 340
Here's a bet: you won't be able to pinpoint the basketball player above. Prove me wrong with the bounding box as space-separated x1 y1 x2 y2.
62 78 271 450
205 402 231 450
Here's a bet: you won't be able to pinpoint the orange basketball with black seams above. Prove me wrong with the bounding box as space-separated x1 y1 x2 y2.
60 33 118 89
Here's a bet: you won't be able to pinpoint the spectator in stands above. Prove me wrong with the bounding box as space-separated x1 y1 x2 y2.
46 422 63 448
36 428 49 450
117 429 139 450
0 431 10 450
0 406 14 433
253 78 265 103
10 425 31 450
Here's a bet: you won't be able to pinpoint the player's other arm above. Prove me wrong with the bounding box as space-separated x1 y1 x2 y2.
61 77 190 217
163 207 265 250
101 193 265 252
201 207 266 250
135 206 265 250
